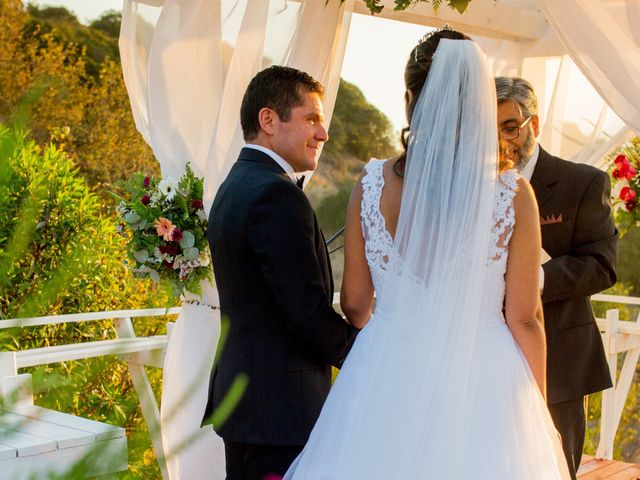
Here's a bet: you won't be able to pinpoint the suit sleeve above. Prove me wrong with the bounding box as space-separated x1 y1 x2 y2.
248 180 357 367
541 170 617 303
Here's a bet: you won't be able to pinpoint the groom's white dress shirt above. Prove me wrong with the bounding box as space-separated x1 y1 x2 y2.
245 144 301 184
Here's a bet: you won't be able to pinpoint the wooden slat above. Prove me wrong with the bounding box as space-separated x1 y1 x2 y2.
592 294 640 306
0 426 56 456
0 412 95 449
13 406 124 442
0 443 16 461
606 465 640 480
353 0 548 41
0 436 128 478
579 456 640 479
579 457 613 476
15 336 167 368
0 307 181 329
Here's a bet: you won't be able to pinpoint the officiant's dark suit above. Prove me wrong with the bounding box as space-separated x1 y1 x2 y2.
497 77 617 480
203 66 357 480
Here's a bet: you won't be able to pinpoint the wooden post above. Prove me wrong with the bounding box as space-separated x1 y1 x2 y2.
596 309 618 459
114 317 169 480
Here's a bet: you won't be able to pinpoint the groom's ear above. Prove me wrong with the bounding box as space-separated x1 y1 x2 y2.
258 107 277 136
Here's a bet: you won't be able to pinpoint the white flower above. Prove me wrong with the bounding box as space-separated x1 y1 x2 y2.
150 191 163 206
196 208 207 221
158 177 178 201
197 249 210 267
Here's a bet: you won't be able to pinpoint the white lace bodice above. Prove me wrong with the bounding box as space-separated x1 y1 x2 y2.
360 159 518 315
360 159 394 291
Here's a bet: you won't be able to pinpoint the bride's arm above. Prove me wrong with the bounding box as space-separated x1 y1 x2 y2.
504 177 547 399
340 176 374 329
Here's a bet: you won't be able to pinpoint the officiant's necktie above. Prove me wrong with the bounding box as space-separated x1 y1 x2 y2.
296 176 306 189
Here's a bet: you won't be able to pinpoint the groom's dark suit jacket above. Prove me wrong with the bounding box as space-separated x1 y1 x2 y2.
531 147 617 405
202 147 357 446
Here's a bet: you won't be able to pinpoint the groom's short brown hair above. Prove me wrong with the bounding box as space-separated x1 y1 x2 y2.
240 65 325 141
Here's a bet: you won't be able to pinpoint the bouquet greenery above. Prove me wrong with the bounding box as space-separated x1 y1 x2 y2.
115 164 212 297
609 138 640 236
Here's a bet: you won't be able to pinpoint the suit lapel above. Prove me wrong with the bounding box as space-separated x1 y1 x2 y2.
529 147 559 209
237 146 290 180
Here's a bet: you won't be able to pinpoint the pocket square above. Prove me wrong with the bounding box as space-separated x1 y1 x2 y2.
540 214 563 225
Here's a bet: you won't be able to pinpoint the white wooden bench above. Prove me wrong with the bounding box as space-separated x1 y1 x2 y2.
0 308 180 479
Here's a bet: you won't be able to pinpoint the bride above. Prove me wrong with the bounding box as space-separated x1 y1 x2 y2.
284 29 570 479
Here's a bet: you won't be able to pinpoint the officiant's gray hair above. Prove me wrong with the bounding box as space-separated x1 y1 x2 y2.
495 77 538 118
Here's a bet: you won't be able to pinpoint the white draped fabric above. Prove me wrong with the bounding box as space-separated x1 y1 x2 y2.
119 1 353 478
540 0 640 134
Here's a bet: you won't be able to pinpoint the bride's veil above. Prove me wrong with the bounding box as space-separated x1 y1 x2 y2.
371 39 499 476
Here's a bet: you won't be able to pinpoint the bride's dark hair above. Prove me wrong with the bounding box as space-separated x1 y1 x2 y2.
395 28 470 177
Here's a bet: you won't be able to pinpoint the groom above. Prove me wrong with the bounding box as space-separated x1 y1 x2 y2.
203 66 357 479
496 77 617 480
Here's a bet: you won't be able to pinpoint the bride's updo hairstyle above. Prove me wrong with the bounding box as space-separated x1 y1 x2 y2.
395 27 470 176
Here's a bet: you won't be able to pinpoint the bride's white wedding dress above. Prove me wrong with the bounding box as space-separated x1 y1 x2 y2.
285 159 569 479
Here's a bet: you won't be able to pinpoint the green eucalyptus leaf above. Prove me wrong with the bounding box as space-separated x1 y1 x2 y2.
180 231 195 248
183 247 199 260
124 211 141 224
133 250 149 263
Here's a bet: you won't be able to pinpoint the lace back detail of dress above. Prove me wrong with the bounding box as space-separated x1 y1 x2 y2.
360 159 394 291
488 169 518 269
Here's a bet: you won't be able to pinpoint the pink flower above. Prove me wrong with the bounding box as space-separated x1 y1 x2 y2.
262 475 283 480
172 228 183 242
154 217 175 241
141 194 151 206
143 176 150 188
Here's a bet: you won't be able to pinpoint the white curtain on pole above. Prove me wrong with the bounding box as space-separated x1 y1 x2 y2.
540 0 640 135
119 1 353 478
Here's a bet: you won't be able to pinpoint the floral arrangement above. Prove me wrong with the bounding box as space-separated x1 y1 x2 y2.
609 138 640 235
115 164 212 297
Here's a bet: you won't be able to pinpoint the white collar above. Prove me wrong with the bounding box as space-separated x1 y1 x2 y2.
245 144 298 183
519 143 540 181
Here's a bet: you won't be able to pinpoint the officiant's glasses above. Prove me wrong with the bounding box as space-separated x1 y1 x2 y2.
499 116 533 140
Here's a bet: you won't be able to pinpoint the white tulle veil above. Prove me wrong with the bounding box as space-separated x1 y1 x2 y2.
370 38 500 476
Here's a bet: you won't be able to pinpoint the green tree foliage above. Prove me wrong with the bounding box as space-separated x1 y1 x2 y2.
24 5 120 77
323 79 396 162
0 1 157 192
339 0 472 15
617 226 640 294
89 10 122 39
0 123 170 478
313 79 397 238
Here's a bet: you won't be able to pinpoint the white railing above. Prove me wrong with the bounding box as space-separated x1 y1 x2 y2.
0 293 637 476
0 308 180 479
591 294 640 460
